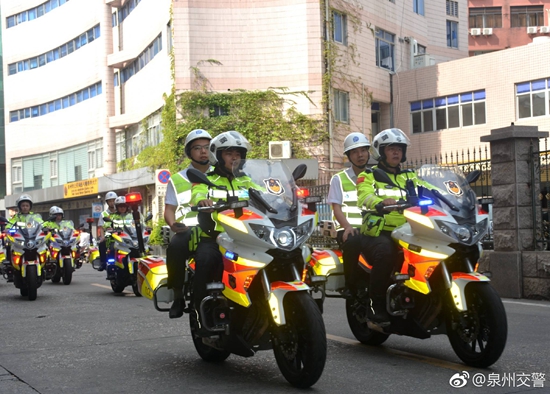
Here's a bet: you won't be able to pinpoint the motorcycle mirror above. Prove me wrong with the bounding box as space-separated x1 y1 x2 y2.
187 168 227 190
292 164 307 181
145 212 153 222
466 170 481 184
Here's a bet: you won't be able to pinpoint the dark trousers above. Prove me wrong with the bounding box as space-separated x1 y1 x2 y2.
99 240 107 263
192 237 222 310
361 231 402 298
337 229 366 290
166 228 193 291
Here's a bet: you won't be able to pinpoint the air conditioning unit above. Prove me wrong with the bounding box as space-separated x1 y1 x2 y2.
470 28 481 36
269 141 291 159
540 26 550 34
482 28 493 35
413 54 436 69
527 26 538 34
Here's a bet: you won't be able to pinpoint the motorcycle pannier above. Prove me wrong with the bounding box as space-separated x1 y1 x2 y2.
136 256 169 300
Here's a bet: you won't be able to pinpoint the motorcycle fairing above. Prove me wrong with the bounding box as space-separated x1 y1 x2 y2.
268 281 310 325
217 233 272 266
450 272 490 311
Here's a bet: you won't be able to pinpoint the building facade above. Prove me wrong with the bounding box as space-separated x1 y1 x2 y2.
1 0 171 221
468 0 550 56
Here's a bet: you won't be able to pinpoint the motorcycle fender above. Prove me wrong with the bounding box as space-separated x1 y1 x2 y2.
59 256 73 268
268 281 310 326
22 262 42 277
450 272 490 312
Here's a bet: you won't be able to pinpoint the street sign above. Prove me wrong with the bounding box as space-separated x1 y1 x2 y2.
155 169 171 197
92 202 103 219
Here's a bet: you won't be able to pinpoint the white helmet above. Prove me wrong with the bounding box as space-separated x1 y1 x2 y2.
114 196 126 206
371 128 411 163
208 131 251 166
49 206 64 217
184 129 212 158
344 132 371 154
16 194 33 210
105 191 118 201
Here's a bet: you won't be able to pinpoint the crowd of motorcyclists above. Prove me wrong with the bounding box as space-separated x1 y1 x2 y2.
0 127 420 323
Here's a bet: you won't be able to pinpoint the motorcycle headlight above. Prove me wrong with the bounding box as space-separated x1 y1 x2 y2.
274 229 294 248
295 219 313 245
249 224 274 243
436 218 488 246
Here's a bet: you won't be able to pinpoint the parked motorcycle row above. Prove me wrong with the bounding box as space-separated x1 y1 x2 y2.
0 160 508 388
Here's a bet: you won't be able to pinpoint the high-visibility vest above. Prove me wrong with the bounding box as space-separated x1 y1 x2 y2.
170 170 199 226
331 170 362 229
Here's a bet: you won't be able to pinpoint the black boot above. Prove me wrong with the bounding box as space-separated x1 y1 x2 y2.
368 296 390 326
169 289 184 319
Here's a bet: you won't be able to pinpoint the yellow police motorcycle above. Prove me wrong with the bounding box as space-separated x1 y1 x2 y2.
5 215 49 300
138 160 326 388
47 220 81 285
307 165 507 368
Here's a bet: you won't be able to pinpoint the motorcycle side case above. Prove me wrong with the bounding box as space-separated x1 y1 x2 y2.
310 249 344 292
136 256 172 302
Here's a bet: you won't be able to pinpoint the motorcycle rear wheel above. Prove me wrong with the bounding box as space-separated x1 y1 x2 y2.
446 283 507 368
132 283 142 297
189 308 230 362
272 292 327 389
62 258 73 285
345 298 390 345
26 265 38 301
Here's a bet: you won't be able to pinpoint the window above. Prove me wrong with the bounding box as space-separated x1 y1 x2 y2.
375 29 395 71
12 165 22 183
6 0 69 29
469 8 502 29
411 90 486 133
88 151 96 170
210 105 229 117
511 6 544 27
446 20 458 49
120 33 162 84
333 89 349 123
516 79 549 119
413 0 424 16
446 0 458 17
332 11 347 45
75 165 82 181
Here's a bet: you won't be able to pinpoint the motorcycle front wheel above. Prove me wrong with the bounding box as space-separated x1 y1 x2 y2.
272 292 326 389
446 283 507 368
110 279 125 293
62 258 73 285
25 265 38 301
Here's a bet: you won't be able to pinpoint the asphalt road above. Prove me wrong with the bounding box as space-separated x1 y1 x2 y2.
1 264 549 393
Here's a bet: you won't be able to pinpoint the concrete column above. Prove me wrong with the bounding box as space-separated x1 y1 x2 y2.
480 125 549 297
100 1 116 175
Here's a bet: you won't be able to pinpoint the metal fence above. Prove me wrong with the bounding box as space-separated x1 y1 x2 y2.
298 146 494 249
531 138 550 250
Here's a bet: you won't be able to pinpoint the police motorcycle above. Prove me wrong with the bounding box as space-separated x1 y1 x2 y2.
46 220 81 285
141 160 326 388
4 215 49 300
307 164 507 368
0 217 9 281
92 193 151 296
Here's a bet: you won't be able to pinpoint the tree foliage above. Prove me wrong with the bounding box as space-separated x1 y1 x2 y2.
136 89 326 174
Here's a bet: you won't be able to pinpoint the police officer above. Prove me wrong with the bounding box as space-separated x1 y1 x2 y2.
326 132 370 296
165 129 212 318
97 191 117 271
357 128 431 325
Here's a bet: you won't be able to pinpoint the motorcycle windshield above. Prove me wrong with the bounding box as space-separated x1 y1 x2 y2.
416 164 479 220
236 160 300 224
22 215 44 239
58 220 74 239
